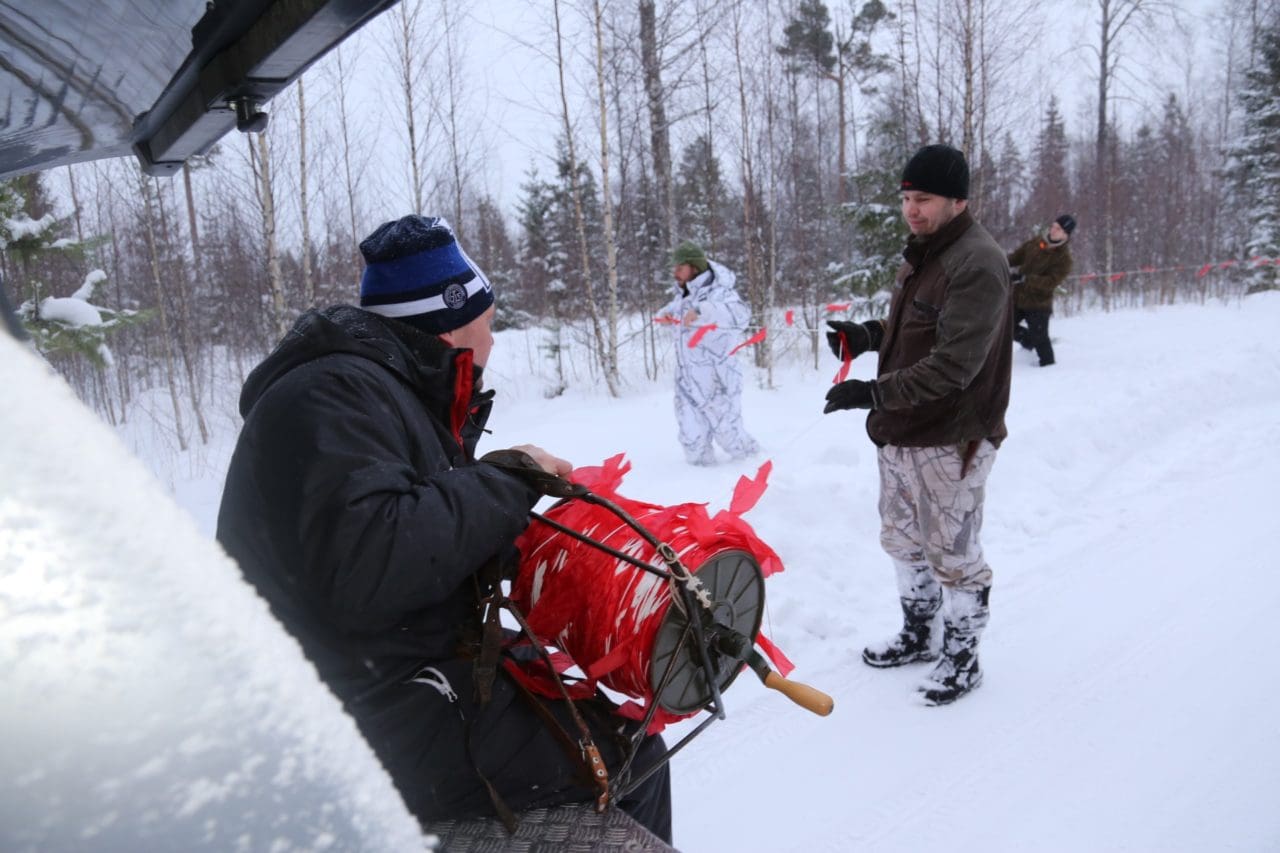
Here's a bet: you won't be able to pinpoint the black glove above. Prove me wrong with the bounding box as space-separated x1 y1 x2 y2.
480 449 584 498
823 379 880 413
1010 270 1025 286
825 319 883 361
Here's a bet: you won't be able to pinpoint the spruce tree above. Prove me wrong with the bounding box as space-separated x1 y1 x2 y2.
1228 14 1280 293
1153 95 1202 270
1022 97 1072 235
674 135 732 256
515 167 559 320
841 104 909 309
1 176 146 366
471 195 523 329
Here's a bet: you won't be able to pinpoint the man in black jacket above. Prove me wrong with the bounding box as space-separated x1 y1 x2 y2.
216 215 671 841
822 145 1012 706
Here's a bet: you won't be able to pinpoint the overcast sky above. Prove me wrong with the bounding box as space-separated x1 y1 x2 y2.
443 0 1226 210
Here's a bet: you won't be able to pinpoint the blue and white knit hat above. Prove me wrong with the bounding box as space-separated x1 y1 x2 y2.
358 215 494 335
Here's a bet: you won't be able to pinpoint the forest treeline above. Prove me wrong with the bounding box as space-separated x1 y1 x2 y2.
3 0 1278 444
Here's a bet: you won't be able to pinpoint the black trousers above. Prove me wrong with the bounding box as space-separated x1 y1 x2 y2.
1014 308 1054 366
362 660 673 844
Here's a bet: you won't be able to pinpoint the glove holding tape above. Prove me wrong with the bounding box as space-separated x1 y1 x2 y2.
825 319 884 361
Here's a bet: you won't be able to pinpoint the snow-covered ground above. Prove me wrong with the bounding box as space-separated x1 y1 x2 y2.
6 293 1280 851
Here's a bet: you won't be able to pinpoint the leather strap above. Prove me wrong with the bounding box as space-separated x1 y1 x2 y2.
472 555 506 705
501 598 612 810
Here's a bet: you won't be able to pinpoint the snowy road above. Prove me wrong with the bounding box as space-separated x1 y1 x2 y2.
9 294 1276 851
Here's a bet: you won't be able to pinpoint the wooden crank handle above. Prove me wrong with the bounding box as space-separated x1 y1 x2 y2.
763 671 835 717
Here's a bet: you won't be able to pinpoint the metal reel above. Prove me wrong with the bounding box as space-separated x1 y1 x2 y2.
648 549 765 714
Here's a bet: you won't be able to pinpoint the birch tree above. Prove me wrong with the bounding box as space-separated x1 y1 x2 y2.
436 0 470 238
297 77 315 307
1087 0 1178 279
592 0 620 386
137 169 188 451
248 129 288 339
730 0 765 370
386 0 437 213
324 44 371 275
552 0 618 396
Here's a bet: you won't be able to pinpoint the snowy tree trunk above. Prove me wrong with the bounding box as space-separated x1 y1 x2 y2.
138 170 187 451
593 0 619 386
327 45 365 276
1095 0 1114 309
552 0 619 397
65 165 84 243
298 78 315 308
153 177 209 444
764 0 779 386
100 163 132 415
440 0 466 242
731 2 763 375
181 162 201 264
639 0 676 252
250 131 288 340
390 0 434 214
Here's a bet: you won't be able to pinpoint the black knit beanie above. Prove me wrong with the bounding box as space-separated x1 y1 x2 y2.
900 144 969 200
1054 214 1077 235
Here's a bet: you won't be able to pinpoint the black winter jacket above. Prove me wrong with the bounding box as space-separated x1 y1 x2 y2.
216 306 546 817
1008 236 1072 312
869 210 1014 448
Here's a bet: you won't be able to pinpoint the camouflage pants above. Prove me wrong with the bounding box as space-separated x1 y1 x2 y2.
673 358 759 464
877 442 997 593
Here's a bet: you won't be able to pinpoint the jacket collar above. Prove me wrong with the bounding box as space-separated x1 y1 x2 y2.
240 306 487 454
903 208 974 267
374 314 489 452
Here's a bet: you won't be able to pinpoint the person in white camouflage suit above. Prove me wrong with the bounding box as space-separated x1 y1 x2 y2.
657 241 760 466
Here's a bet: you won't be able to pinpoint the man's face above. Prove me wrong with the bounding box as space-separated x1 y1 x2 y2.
440 304 496 367
1048 221 1067 242
901 191 966 237
673 263 698 284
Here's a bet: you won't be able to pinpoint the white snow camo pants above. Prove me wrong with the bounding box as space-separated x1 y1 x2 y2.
877 442 997 594
674 356 759 465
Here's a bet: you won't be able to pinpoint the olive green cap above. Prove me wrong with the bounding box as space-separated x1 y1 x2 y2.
671 240 709 272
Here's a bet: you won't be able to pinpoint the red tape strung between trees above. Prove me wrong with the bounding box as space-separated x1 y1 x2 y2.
651 252 1276 346
686 322 717 349
510 454 790 734
654 315 767 355
728 328 767 356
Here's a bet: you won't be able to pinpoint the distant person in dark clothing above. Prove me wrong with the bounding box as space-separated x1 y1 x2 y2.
216 215 671 842
1008 214 1075 367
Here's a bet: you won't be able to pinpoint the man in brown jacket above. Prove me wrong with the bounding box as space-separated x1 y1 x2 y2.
1008 214 1075 367
822 144 1012 705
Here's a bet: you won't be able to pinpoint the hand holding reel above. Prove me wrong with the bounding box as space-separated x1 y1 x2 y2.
494 457 833 807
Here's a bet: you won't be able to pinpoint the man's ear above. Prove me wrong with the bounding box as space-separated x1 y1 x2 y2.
438 329 456 346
